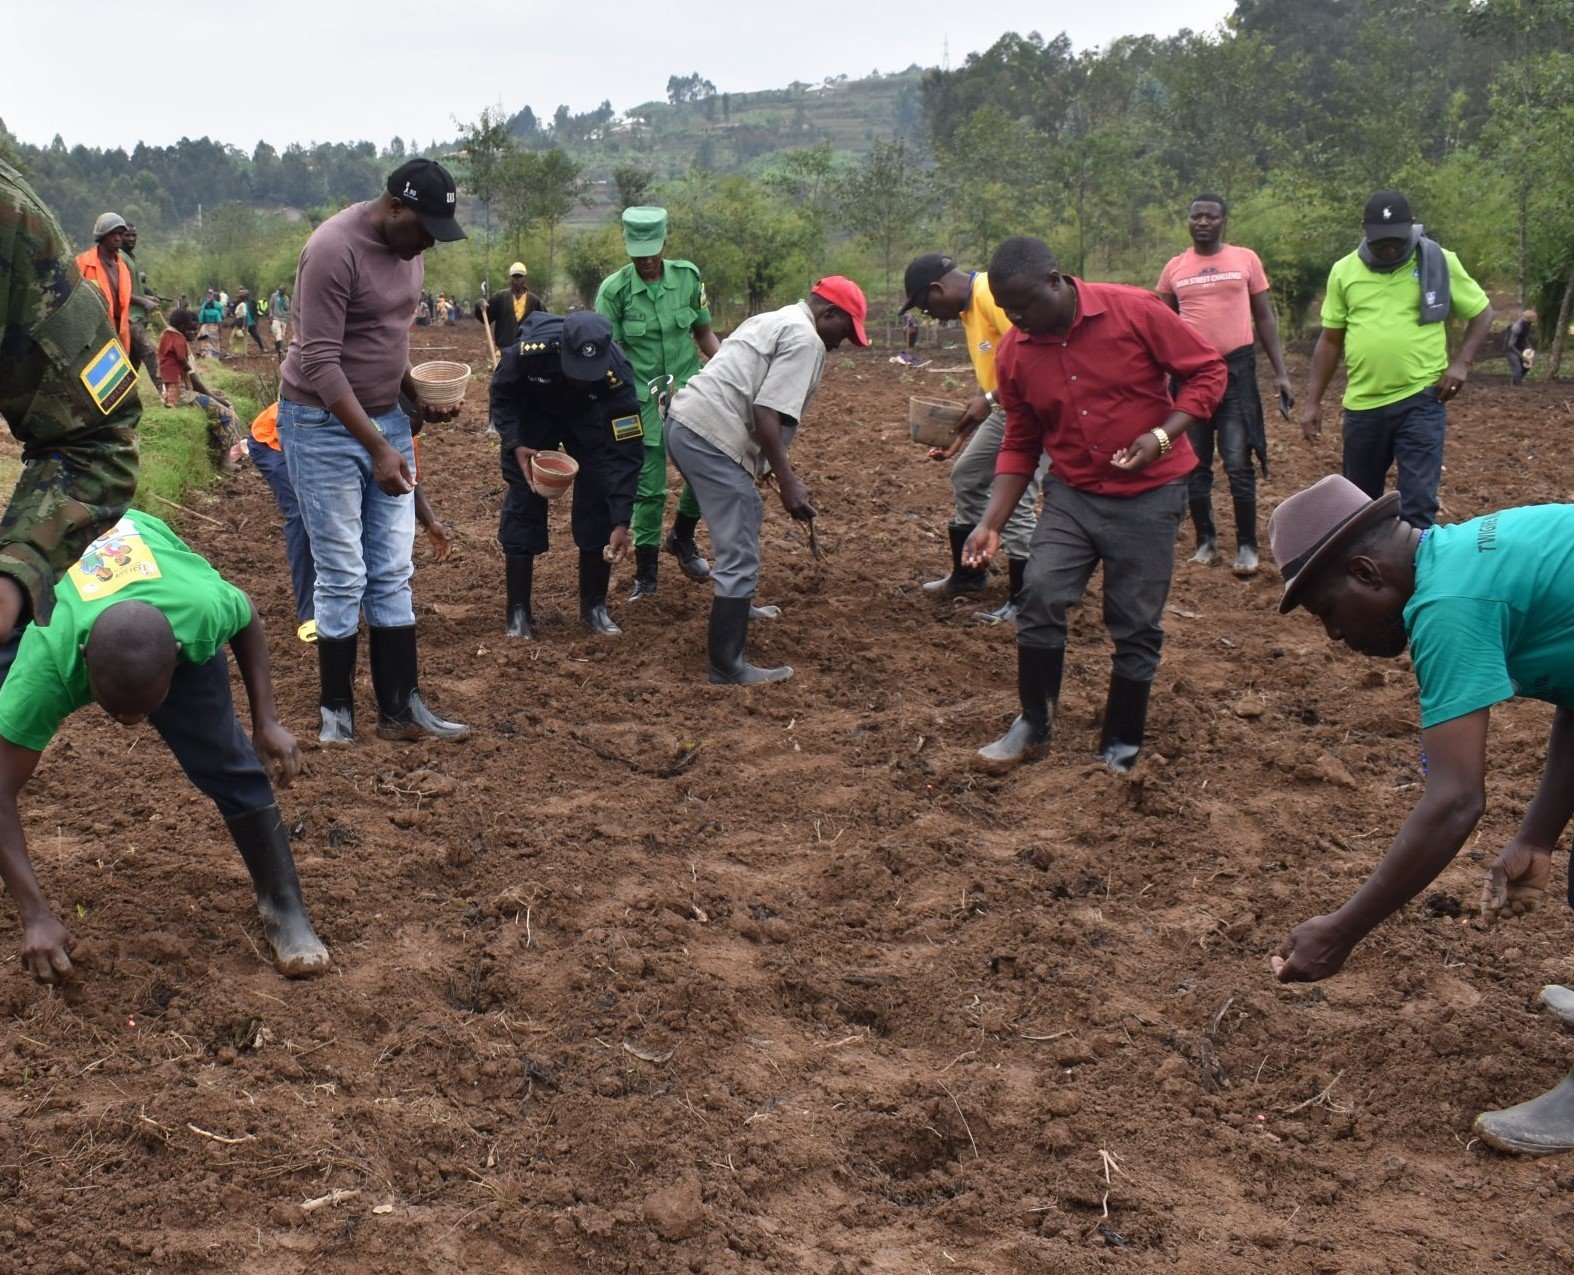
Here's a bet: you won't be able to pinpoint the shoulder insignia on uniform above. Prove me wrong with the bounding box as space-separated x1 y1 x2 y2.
611 414 643 442
79 340 137 416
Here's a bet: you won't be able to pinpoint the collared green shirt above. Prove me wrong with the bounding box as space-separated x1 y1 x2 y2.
594 258 712 408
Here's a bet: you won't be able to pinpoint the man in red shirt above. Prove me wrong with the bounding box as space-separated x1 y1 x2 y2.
964 236 1226 770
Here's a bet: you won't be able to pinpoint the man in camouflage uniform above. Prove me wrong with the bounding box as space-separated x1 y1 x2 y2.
0 161 141 638
595 206 720 600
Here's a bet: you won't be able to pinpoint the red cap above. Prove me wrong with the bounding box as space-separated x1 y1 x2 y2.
811 276 870 347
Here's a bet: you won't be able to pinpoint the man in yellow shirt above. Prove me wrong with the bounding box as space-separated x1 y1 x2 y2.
902 254 1045 623
484 262 544 349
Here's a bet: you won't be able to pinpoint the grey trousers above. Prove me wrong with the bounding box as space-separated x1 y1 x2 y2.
951 409 1046 561
1016 474 1187 681
666 418 764 599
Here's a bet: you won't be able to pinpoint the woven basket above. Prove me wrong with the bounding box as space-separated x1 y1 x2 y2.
530 450 579 501
410 360 473 408
908 396 966 446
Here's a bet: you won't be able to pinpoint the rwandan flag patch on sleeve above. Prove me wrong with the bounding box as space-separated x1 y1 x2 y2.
79 341 137 415
611 414 643 442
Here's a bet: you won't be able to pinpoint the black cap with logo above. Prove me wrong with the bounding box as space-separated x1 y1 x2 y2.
560 311 614 380
1362 190 1413 243
386 159 467 242
899 253 958 314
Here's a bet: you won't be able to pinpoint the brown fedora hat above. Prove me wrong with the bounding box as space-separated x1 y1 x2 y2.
1269 475 1402 613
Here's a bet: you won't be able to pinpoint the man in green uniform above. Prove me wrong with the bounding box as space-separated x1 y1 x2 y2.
0 161 141 639
595 206 721 600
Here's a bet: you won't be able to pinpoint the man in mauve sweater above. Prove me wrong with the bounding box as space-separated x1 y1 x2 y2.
964 236 1226 772
277 158 469 746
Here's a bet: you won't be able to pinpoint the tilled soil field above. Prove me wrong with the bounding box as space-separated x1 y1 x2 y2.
1 322 1572 1273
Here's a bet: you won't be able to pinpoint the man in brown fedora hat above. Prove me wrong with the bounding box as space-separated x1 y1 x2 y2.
1269 473 1574 1156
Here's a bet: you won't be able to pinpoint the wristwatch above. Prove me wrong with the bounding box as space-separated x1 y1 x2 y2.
983 390 997 410
1149 427 1172 456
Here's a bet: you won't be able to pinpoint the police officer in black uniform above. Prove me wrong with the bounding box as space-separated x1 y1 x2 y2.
491 311 644 638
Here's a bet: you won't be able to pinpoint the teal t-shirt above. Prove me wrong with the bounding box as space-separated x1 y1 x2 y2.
1320 246 1489 410
0 511 252 751
1405 505 1574 728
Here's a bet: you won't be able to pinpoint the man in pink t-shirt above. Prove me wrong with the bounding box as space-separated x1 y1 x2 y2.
1157 193 1294 577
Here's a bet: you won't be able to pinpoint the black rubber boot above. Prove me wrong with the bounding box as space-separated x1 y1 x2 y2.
1232 498 1260 577
974 557 1028 625
1188 497 1218 565
707 595 792 684
977 645 1064 766
665 513 712 583
579 549 623 636
1473 1064 1574 1156
316 633 357 744
369 624 471 741
1099 674 1153 773
628 545 660 601
923 523 989 595
505 554 534 638
224 804 331 977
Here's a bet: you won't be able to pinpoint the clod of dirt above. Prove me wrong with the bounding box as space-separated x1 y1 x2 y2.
1422 892 1464 919
644 1176 705 1241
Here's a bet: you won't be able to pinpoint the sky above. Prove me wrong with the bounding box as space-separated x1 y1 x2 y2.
6 0 1236 153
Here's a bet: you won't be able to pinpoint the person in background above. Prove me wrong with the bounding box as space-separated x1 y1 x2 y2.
1157 192 1294 577
594 206 720 601
902 252 1043 625
118 223 161 382
1505 307 1537 387
484 262 543 350
74 213 133 354
198 290 225 357
269 285 290 357
247 402 316 643
1300 190 1493 530
157 309 242 473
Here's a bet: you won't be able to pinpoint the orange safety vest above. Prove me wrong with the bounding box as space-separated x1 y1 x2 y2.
251 402 280 451
75 248 133 351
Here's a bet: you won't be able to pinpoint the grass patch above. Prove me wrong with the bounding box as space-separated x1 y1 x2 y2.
131 361 270 521
0 360 274 528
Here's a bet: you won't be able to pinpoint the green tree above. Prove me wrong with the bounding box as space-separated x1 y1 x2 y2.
836 139 929 336
612 164 655 211
454 107 515 288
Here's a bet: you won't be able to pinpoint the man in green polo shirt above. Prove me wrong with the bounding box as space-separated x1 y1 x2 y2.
595 206 721 600
0 510 330 984
1269 475 1574 1155
1299 190 1493 529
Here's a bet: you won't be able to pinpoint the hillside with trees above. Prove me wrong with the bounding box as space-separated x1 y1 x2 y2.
4 1 1571 360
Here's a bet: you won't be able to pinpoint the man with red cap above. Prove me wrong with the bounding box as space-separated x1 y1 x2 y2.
1270 473 1574 1156
664 277 869 684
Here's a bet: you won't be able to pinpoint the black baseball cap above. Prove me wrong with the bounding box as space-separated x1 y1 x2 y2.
560 311 613 380
1362 190 1413 242
386 159 466 242
899 253 958 314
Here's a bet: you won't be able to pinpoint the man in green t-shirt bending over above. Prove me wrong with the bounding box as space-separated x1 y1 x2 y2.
1299 190 1492 530
0 511 330 984
1269 475 1574 1156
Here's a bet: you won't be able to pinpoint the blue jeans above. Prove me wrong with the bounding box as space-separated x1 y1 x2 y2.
248 438 315 624
275 399 415 640
1341 388 1446 530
